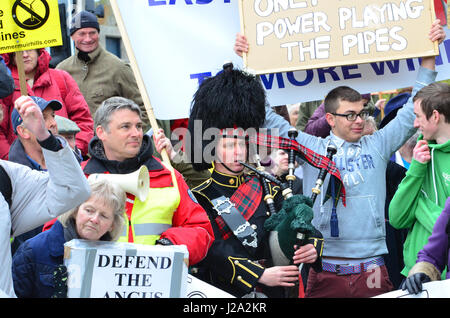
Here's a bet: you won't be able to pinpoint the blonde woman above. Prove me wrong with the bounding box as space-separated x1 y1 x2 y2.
11 179 126 298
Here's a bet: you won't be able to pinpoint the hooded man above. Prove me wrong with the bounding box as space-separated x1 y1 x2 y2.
389 82 450 280
80 96 214 266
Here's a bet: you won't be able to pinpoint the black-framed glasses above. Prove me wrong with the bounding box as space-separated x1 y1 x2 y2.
331 110 370 121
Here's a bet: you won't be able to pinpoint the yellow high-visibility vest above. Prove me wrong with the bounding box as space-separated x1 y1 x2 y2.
118 185 180 245
118 163 180 245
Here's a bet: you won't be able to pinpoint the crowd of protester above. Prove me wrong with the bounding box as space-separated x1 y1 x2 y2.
0 11 448 299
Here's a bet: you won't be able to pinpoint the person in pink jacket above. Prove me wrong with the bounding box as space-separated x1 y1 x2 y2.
0 49 94 159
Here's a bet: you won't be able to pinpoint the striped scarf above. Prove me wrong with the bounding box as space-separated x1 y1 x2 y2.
249 132 346 205
214 132 346 241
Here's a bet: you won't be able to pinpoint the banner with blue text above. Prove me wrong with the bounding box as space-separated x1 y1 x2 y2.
114 0 450 120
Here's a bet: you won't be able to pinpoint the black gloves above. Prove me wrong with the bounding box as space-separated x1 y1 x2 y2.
401 272 431 294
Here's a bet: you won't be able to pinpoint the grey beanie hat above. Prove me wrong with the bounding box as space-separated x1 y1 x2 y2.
70 11 100 35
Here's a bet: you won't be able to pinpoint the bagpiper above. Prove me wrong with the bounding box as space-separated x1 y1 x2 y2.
187 63 344 298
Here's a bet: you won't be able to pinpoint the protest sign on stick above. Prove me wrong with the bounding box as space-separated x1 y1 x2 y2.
0 0 62 95
239 0 439 75
14 52 27 96
110 0 172 166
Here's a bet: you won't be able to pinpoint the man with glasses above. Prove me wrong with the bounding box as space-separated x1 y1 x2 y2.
330 110 369 121
324 86 371 143
235 20 446 297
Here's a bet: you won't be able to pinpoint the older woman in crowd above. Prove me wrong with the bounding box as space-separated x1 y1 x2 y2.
11 179 126 298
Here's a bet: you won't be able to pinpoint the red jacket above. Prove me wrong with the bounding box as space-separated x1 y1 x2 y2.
44 136 214 266
86 158 214 266
0 49 93 158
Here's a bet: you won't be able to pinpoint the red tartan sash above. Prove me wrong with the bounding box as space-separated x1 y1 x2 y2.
249 132 346 206
214 175 262 240
434 0 447 25
213 132 347 240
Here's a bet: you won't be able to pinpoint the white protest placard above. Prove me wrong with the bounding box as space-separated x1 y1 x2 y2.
112 0 243 120
111 1 450 120
64 239 188 298
374 279 450 298
239 0 438 75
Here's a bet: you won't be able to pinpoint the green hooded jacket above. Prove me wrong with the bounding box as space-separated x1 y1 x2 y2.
389 135 450 278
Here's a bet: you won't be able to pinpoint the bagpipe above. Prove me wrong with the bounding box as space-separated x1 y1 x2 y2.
239 130 341 298
241 130 341 273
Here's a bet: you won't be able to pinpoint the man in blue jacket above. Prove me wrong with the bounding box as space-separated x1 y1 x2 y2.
235 21 445 297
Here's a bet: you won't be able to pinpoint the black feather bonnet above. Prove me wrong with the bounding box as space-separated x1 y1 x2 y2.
187 63 267 171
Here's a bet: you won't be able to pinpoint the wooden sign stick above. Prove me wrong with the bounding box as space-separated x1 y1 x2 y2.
15 51 28 96
110 0 171 166
238 0 248 67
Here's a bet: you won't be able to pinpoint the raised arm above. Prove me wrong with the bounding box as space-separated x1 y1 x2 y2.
5 96 90 237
